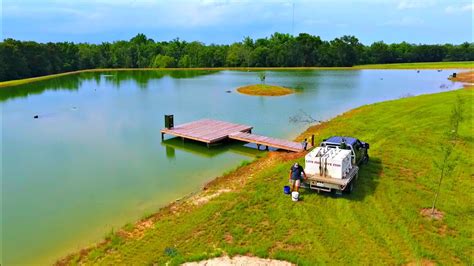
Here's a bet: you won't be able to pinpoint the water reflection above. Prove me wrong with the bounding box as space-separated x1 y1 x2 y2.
161 137 263 159
165 145 176 160
0 70 218 102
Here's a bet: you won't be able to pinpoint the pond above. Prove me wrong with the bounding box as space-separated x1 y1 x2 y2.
1 69 462 265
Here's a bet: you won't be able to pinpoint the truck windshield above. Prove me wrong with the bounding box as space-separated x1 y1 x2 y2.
324 144 349 150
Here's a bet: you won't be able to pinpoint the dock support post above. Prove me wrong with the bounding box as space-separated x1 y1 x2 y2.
161 132 164 140
266 145 269 151
257 144 260 150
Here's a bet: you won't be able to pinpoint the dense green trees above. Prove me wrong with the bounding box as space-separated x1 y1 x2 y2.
1 33 473 81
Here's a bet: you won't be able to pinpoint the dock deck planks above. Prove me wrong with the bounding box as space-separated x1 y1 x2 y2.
161 119 304 152
161 119 253 144
229 132 304 152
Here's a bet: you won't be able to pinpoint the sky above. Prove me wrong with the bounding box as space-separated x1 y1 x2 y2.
1 0 473 44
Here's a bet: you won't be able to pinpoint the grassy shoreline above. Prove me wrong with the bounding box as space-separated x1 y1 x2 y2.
58 83 473 265
1 61 472 88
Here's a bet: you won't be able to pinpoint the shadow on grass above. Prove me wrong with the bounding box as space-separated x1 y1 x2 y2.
351 156 382 201
301 156 382 201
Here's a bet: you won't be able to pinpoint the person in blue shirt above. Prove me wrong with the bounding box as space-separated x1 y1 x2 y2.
289 162 307 192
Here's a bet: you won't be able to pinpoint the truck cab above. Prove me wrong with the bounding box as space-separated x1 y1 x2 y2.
320 136 369 166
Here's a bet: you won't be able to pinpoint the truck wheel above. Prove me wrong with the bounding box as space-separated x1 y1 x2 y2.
363 154 369 164
343 181 354 194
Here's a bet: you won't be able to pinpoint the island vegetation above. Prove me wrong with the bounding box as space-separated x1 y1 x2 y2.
1 33 473 82
237 84 294 96
58 80 473 265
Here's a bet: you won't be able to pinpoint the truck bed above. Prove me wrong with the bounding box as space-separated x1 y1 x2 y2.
305 166 359 187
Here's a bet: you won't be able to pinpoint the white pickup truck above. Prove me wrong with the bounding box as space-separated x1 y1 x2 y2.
301 136 369 194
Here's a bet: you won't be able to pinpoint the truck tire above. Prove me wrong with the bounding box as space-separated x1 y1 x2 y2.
363 154 369 164
333 189 343 197
343 180 354 194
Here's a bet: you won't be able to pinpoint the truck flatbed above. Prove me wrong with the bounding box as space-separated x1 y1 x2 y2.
303 166 359 192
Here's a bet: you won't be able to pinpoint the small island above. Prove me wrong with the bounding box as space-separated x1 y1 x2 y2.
236 84 294 96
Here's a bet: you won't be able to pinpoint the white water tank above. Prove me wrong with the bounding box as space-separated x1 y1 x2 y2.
305 146 352 179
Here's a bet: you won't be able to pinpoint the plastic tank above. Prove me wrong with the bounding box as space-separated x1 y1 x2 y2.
304 146 352 179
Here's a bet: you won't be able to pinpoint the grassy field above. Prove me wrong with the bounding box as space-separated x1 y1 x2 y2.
59 87 473 265
353 61 473 69
236 84 294 96
1 61 472 88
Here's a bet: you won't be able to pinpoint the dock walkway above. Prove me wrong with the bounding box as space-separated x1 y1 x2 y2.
161 119 304 152
229 132 303 152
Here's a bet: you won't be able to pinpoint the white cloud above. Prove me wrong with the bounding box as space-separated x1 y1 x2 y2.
397 0 436 9
3 0 472 44
445 3 473 14
384 17 424 26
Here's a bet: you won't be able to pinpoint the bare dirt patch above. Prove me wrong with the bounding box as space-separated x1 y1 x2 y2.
192 189 232 205
182 255 295 266
449 71 474 86
420 208 444 220
224 232 234 244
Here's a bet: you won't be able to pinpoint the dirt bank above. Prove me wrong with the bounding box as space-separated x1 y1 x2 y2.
449 71 474 85
182 255 294 266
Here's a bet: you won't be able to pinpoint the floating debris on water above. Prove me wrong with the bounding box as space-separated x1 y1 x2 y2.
33 115 39 119
439 84 450 89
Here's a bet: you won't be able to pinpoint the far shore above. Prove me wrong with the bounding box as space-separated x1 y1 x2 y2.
1 61 472 88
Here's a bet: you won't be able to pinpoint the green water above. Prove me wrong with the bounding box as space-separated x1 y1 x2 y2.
1 69 462 265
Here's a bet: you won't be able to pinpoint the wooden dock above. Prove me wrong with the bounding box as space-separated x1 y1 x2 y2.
229 132 303 152
161 119 304 152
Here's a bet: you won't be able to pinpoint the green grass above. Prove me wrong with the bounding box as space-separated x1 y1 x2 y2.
0 70 85 88
353 61 473 69
63 88 473 265
1 61 472 88
221 160 252 176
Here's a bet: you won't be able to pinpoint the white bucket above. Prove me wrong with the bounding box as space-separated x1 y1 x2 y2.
291 191 299 202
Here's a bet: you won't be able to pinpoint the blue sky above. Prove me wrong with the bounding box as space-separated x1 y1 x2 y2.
1 0 473 44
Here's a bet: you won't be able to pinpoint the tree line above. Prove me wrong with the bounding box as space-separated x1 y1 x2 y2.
1 33 473 81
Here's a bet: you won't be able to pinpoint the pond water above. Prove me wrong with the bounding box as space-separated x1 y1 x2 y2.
1 69 462 265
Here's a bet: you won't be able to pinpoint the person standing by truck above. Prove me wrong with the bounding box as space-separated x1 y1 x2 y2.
301 138 308 150
289 162 307 192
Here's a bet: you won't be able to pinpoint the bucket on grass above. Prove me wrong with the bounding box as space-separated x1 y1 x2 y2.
284 186 291 194
291 191 299 202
